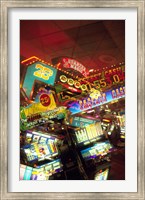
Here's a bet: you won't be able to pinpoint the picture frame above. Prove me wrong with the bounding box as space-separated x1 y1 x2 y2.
0 0 144 199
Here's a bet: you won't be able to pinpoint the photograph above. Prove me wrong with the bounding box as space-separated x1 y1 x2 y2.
20 20 125 181
0 0 145 199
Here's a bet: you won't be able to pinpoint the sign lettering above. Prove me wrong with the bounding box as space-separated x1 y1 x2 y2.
33 64 53 80
68 86 125 115
62 58 89 76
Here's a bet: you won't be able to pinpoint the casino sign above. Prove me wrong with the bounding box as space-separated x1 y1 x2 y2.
68 86 125 115
59 74 89 92
52 56 89 77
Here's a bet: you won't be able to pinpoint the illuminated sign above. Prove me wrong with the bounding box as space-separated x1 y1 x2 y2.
59 82 82 93
20 159 63 180
61 57 89 76
79 65 125 91
22 62 57 99
96 66 125 89
90 88 101 99
69 116 97 127
93 73 124 90
68 86 125 115
42 106 67 120
20 106 67 131
57 65 125 94
59 74 90 92
57 90 80 103
40 94 51 107
21 89 57 117
51 57 89 76
81 141 114 161
55 84 81 106
33 64 53 80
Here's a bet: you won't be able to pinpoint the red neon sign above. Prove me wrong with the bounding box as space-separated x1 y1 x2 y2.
61 58 89 77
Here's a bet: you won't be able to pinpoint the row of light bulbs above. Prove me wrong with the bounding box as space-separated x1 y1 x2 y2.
21 56 125 81
22 57 79 79
21 57 125 105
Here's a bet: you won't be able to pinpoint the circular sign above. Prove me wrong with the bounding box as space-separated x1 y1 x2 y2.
40 94 51 107
68 78 74 86
74 81 81 88
60 75 67 83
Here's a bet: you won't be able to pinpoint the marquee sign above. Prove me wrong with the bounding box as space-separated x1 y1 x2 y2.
79 65 125 91
68 86 125 115
61 57 89 76
22 62 57 99
59 74 89 92
52 57 89 77
21 89 57 118
55 77 82 104
55 65 125 95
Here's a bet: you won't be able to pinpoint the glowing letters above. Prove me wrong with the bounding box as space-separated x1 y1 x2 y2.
33 64 53 80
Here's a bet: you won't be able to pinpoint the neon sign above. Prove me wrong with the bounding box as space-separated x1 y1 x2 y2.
68 86 125 115
21 89 57 118
59 74 90 92
20 106 67 131
58 66 125 94
40 94 50 107
62 58 88 75
33 64 53 80
93 73 124 90
69 116 97 127
22 62 57 99
88 66 125 90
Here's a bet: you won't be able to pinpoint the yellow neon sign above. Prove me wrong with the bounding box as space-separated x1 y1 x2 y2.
33 64 53 80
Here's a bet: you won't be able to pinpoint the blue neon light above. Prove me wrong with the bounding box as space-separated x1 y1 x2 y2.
68 86 125 114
